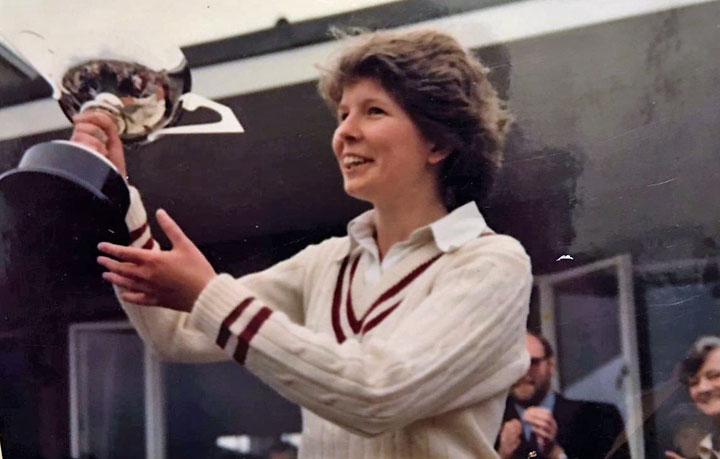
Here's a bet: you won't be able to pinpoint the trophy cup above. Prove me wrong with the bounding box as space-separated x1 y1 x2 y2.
0 29 245 305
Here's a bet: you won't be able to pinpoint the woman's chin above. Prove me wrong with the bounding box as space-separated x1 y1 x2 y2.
698 402 720 418
343 181 371 201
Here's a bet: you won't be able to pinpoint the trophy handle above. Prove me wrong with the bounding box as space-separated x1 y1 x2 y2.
147 93 244 142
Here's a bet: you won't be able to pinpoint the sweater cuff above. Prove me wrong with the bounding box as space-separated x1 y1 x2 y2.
125 186 147 231
188 274 273 364
124 186 156 248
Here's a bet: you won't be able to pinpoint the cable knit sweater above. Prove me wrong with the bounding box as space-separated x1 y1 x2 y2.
119 186 532 458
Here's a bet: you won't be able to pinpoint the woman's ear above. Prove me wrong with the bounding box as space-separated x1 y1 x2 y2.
428 145 451 165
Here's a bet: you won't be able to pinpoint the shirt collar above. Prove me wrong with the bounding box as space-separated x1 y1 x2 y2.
339 201 491 260
429 201 491 252
345 209 378 260
698 434 720 459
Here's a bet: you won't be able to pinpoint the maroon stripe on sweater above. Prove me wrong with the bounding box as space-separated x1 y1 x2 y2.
360 254 443 327
216 297 255 348
142 238 155 250
129 222 148 244
345 256 362 334
331 256 350 344
362 300 402 335
349 233 495 338
233 306 273 364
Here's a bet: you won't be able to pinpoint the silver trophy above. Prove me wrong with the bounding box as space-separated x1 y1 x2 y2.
0 28 244 231
0 28 244 194
56 57 244 144
0 29 244 289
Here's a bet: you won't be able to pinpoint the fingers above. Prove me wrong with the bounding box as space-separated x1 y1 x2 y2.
71 111 119 157
664 452 685 459
72 110 127 176
523 408 557 441
503 419 522 435
98 242 151 264
70 130 108 157
530 425 554 442
97 256 141 279
523 407 554 425
73 122 108 143
500 419 522 446
120 291 160 306
101 271 152 293
99 270 160 306
73 110 119 137
526 417 556 439
156 209 188 248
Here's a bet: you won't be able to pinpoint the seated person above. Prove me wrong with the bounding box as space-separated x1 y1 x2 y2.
663 403 711 459
667 335 720 459
496 331 629 459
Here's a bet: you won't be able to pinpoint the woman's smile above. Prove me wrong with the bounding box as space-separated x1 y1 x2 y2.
341 153 373 170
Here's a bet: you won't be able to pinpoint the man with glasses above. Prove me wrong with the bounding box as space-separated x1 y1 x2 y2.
495 331 629 459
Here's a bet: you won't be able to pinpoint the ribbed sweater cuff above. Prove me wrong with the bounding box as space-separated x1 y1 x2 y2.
188 274 246 339
189 274 273 364
125 186 147 232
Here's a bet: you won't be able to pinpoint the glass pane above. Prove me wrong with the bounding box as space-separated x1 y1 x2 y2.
553 268 627 422
74 328 146 459
164 361 301 459
638 264 720 456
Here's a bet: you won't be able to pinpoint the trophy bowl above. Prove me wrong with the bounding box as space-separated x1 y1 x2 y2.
0 31 244 300
58 58 191 144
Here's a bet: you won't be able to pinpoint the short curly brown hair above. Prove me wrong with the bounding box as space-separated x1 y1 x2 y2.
317 29 513 209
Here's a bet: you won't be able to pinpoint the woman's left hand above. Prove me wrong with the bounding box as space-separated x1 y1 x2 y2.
97 209 217 312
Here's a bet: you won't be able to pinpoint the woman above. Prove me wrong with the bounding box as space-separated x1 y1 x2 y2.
667 336 720 459
73 29 532 458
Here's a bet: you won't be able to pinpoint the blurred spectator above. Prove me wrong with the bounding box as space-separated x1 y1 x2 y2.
496 331 629 459
668 335 720 459
662 404 710 459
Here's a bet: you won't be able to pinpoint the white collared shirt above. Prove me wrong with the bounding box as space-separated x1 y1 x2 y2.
346 201 492 287
698 434 720 459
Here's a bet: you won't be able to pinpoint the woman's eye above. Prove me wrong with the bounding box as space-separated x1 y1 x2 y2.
338 112 348 122
368 106 385 115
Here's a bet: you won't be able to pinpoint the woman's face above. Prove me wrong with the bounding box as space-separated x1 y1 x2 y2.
331 78 446 206
689 348 720 418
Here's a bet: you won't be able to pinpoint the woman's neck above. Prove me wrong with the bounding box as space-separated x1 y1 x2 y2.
372 195 448 261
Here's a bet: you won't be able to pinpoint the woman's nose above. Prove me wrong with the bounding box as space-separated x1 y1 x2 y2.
335 114 361 142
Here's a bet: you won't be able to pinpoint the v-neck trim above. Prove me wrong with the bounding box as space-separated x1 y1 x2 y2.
354 240 441 315
331 242 443 343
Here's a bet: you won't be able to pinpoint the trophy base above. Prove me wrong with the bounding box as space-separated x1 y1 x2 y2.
0 141 130 308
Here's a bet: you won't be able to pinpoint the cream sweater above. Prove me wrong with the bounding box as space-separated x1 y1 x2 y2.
120 187 532 458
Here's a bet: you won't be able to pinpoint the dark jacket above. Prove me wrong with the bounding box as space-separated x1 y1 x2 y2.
497 393 630 459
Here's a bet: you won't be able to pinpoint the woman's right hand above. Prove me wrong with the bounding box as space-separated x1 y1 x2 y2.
71 110 127 177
